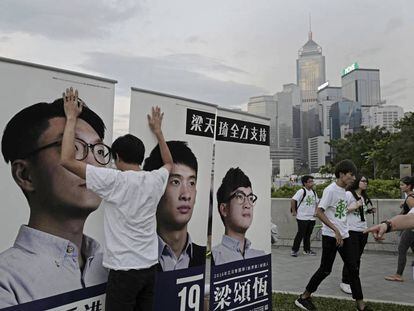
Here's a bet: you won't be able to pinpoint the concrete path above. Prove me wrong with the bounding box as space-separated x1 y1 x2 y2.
272 245 414 306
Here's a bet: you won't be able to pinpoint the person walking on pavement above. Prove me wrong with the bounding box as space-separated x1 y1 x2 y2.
384 176 414 282
294 160 372 311
340 175 375 294
291 175 319 257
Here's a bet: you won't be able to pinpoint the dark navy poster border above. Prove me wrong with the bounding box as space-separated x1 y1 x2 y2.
210 255 272 311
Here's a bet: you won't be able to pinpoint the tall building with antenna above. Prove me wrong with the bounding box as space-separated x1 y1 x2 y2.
296 17 326 165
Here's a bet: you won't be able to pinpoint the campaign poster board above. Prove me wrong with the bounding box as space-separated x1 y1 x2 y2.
210 108 272 311
129 88 216 311
0 57 116 309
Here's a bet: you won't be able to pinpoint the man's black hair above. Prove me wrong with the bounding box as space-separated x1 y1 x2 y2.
111 134 145 165
301 175 314 186
2 98 105 163
216 167 251 225
334 159 357 178
143 140 198 174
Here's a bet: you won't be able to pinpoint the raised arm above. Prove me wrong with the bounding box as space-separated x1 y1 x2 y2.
61 87 87 179
147 106 173 172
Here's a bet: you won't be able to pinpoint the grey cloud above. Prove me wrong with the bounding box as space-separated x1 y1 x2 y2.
385 17 404 33
348 47 382 60
0 36 10 43
163 53 246 74
185 36 206 44
382 78 407 90
0 0 141 39
384 93 407 104
80 52 267 107
389 93 407 101
233 50 248 59
382 78 407 97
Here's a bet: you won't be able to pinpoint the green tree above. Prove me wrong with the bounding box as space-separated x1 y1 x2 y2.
328 111 414 179
329 126 390 178
385 112 414 178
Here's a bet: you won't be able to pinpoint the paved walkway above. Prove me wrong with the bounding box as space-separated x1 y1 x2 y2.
272 245 414 306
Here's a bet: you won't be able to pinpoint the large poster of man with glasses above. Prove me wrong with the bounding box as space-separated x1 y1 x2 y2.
209 107 272 311
0 58 115 309
212 167 265 265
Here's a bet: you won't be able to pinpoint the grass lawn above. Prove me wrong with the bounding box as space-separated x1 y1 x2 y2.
272 293 414 311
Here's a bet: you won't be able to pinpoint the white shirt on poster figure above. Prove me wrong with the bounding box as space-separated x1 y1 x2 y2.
86 165 169 270
212 235 265 265
292 188 318 221
319 182 350 239
0 226 108 307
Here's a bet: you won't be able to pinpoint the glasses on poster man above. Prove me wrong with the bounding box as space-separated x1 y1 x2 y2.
23 138 112 165
227 190 258 206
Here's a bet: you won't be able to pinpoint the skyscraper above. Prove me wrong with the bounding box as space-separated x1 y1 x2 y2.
275 84 302 170
317 85 342 138
329 100 362 140
248 85 302 175
296 29 326 165
308 136 330 173
368 104 404 133
341 66 381 127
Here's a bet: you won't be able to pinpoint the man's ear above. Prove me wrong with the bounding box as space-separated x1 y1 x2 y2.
114 153 124 166
11 160 35 192
219 203 228 218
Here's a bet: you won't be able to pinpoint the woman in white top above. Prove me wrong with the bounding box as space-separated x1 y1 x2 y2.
340 175 375 294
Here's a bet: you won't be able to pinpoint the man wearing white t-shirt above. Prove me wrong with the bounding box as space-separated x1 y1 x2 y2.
295 160 372 311
60 88 173 311
291 175 319 257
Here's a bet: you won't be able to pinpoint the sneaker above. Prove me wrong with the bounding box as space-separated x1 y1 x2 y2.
340 282 352 294
295 295 316 310
303 250 317 256
291 250 299 257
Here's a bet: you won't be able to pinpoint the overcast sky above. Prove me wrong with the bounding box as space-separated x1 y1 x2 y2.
0 0 412 137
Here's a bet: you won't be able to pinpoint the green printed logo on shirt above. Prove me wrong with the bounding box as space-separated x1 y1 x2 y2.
335 199 347 219
305 195 315 207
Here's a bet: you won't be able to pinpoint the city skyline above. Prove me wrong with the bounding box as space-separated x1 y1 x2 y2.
0 0 412 137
